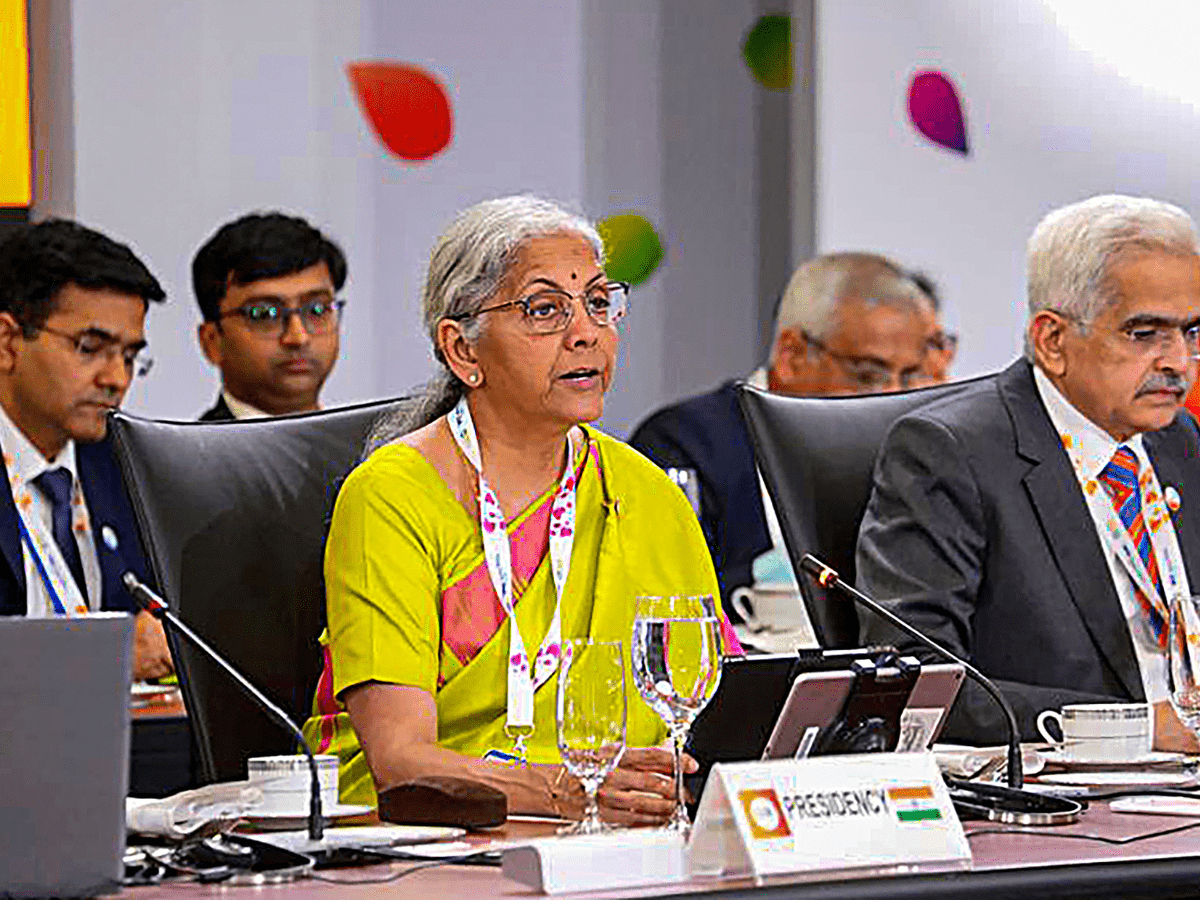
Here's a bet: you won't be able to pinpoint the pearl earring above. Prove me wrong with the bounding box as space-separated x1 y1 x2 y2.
468 373 479 384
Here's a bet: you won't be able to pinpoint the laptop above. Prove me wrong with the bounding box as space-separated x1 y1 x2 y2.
0 614 134 897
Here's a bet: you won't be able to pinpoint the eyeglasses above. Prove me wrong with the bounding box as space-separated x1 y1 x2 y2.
449 282 630 335
799 329 922 391
927 330 959 358
218 298 345 336
1061 312 1200 360
32 324 153 377
1116 321 1200 359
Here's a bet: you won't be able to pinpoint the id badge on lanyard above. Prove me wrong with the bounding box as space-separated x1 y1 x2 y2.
1082 462 1184 639
11 477 88 616
447 397 578 763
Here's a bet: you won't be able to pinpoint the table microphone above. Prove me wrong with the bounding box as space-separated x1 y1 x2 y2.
123 572 324 841
797 554 1024 789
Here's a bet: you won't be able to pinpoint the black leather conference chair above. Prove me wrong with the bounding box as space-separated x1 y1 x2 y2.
737 375 993 648
109 397 404 783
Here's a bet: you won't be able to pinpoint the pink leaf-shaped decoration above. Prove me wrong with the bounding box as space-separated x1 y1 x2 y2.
908 70 968 155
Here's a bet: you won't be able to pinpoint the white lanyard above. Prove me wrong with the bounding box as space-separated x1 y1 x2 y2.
9 471 89 616
447 397 578 762
1077 448 1186 647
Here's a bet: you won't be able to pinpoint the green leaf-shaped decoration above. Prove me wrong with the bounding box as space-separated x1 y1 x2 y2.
597 213 664 286
743 15 792 91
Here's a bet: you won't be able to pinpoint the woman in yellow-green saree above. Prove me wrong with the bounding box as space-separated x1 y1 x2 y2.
303 196 739 823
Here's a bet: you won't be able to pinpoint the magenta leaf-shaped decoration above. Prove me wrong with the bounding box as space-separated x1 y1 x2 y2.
908 70 968 155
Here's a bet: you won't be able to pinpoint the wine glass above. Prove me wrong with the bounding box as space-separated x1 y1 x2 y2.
556 638 627 835
1167 594 1200 743
631 594 724 833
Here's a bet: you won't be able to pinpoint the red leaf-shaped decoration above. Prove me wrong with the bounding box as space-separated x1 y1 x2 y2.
347 61 453 161
908 70 968 155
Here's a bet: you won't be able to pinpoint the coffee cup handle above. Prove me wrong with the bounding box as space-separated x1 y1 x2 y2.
1037 709 1063 744
730 587 757 630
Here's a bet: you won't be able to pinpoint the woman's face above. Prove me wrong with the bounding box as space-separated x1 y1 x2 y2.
472 232 618 430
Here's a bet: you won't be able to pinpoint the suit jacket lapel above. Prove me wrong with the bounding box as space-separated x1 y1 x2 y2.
1146 415 1200 592
78 442 124 611
1000 360 1144 699
0 466 25 612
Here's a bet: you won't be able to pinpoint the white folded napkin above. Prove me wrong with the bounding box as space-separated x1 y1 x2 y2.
126 783 263 839
933 743 1046 778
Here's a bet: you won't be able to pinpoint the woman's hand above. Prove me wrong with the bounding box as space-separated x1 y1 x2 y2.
589 748 697 826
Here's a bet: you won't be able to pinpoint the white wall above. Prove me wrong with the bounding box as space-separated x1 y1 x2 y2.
68 0 588 420
816 0 1200 378
587 0 764 435
71 0 376 419
57 0 771 432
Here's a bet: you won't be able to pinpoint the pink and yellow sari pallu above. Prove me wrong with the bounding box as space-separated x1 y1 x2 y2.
304 427 736 807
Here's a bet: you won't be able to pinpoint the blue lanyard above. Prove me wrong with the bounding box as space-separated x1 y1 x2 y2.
16 514 68 616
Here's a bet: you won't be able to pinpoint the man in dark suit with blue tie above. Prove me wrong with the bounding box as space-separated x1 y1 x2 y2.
0 219 169 679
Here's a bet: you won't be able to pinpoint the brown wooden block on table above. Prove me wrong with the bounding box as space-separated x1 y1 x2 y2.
378 776 507 830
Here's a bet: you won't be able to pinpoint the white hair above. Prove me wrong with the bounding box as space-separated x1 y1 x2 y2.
771 252 929 350
366 195 603 448
1025 194 1199 357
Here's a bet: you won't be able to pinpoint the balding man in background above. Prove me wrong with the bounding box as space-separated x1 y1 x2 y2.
630 253 946 619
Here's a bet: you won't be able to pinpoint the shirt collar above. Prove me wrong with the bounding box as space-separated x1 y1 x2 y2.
0 399 78 487
221 389 271 421
1032 364 1146 480
747 367 769 390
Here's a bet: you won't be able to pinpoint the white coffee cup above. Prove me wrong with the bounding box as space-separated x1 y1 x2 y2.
247 754 340 814
730 584 807 633
1036 703 1152 761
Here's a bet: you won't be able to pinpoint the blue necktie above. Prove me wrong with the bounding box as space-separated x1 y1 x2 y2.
32 467 88 602
1098 445 1166 646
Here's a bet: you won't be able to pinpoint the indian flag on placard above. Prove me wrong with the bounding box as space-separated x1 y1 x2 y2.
887 784 942 823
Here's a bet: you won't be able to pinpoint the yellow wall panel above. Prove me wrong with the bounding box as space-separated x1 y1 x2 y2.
0 0 30 208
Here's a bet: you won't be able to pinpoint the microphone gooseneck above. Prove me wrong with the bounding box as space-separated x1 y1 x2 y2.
122 572 325 841
798 554 1024 789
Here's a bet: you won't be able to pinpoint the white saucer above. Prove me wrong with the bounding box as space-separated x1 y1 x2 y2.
1041 749 1189 770
1038 771 1198 790
130 682 178 698
244 803 373 830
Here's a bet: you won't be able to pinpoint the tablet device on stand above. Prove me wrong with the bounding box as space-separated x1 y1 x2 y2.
763 659 967 758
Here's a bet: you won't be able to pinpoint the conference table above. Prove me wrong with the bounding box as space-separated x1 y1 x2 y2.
118 799 1200 900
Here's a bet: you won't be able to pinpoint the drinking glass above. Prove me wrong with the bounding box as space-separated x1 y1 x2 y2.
631 594 724 833
1167 594 1200 741
556 638 627 835
664 467 701 516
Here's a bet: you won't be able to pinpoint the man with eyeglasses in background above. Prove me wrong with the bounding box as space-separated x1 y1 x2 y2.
193 212 346 420
630 252 944 628
0 219 171 679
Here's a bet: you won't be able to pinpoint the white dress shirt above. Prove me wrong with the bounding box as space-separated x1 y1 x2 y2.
1032 365 1185 703
221 389 322 420
0 403 101 616
221 389 270 420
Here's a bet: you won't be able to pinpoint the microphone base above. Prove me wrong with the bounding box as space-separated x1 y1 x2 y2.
945 777 1082 825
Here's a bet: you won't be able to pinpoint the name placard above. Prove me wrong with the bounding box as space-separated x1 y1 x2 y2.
688 753 970 882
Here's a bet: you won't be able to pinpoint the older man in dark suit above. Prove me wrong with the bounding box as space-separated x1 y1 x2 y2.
631 253 944 618
0 220 167 679
859 194 1200 750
